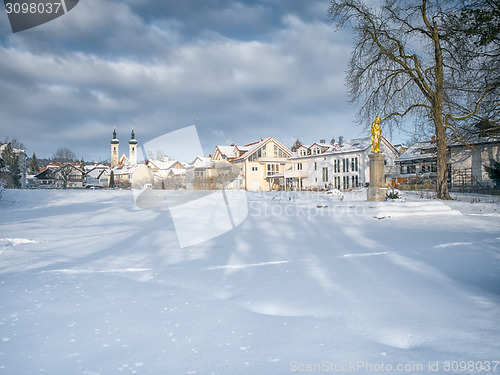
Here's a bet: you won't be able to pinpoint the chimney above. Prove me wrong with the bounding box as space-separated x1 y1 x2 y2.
339 136 344 147
320 139 326 144
163 156 170 162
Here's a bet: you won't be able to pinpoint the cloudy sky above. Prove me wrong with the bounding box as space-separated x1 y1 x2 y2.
0 0 401 162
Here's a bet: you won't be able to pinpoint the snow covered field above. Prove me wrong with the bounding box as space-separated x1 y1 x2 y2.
0 189 499 375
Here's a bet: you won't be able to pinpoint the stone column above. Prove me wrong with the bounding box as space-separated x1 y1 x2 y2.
367 153 387 201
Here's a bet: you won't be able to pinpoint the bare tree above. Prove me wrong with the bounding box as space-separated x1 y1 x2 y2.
328 0 496 199
445 0 500 138
53 147 76 163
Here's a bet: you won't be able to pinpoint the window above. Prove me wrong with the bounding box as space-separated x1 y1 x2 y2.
322 167 328 182
248 148 263 161
314 162 317 171
351 158 355 171
355 157 358 172
274 145 287 158
402 165 416 174
346 159 349 172
296 163 302 170
266 163 279 176
252 166 258 172
342 159 346 172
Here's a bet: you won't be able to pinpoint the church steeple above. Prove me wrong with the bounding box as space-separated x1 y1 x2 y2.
129 128 138 165
110 126 119 167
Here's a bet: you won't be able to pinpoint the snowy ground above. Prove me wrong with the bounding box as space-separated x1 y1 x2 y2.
0 189 499 375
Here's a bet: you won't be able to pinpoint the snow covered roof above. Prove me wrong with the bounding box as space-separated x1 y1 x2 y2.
112 163 144 175
168 168 186 176
190 156 213 168
86 168 110 178
231 137 292 162
214 145 236 159
298 142 330 151
148 159 183 170
396 141 436 162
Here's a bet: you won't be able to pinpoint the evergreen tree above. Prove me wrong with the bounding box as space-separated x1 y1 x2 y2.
291 139 302 152
0 143 21 188
29 152 39 175
109 170 115 188
484 159 500 187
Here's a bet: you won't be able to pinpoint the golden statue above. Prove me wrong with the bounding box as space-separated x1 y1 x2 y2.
371 116 381 153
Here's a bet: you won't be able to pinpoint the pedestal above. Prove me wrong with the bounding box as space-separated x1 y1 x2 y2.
367 152 387 201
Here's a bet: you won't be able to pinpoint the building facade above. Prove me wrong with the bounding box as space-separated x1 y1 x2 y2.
286 137 398 191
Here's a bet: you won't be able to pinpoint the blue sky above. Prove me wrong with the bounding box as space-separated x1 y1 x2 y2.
0 0 403 162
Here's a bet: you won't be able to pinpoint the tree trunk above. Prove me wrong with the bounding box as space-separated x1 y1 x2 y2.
434 114 451 199
432 22 452 200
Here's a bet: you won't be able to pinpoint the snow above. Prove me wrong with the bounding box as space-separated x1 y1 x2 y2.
0 189 499 374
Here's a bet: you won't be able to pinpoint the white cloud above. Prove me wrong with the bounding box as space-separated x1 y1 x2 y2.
0 0 361 160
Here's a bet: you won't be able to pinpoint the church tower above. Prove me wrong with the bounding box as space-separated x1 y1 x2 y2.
110 127 119 167
129 128 138 165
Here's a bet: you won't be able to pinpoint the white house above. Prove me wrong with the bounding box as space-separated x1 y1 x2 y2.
286 136 398 190
85 164 111 188
147 158 186 188
229 137 293 191
111 163 153 188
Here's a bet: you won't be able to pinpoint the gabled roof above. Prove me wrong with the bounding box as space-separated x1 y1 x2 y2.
34 167 58 178
119 154 130 166
190 156 213 168
299 142 330 150
213 145 236 159
148 159 184 170
231 137 293 162
86 168 110 179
